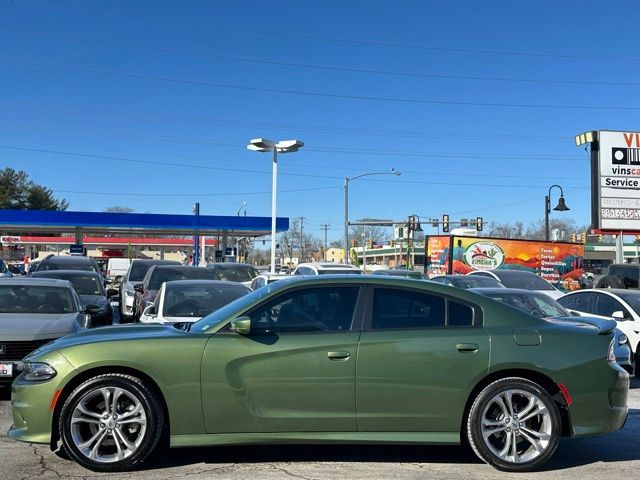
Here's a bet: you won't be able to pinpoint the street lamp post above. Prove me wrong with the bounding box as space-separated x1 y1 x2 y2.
544 185 570 241
344 169 401 264
236 202 247 263
247 138 304 274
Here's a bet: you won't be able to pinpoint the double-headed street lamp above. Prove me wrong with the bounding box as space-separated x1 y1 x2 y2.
344 169 401 264
247 138 304 274
544 184 570 241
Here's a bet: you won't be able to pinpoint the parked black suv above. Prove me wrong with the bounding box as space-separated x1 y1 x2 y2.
32 255 102 276
596 264 640 289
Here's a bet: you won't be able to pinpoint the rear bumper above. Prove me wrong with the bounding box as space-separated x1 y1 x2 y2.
566 360 629 437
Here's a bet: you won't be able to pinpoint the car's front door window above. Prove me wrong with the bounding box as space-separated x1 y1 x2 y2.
249 286 360 333
594 293 629 318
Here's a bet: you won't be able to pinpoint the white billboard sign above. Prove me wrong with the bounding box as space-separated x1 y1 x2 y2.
596 131 640 231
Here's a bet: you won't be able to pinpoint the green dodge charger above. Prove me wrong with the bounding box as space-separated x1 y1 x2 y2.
9 276 629 472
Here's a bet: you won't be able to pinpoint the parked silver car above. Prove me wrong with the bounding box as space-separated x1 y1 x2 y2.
0 278 95 384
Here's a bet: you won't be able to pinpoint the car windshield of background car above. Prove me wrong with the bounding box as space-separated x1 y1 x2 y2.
215 266 259 282
59 274 102 296
615 292 640 317
163 284 250 317
485 292 567 318
129 262 155 282
500 273 555 291
0 285 75 314
458 276 505 289
40 263 94 272
192 282 278 332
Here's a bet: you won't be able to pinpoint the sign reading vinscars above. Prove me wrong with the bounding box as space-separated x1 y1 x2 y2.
463 241 505 270
579 130 640 231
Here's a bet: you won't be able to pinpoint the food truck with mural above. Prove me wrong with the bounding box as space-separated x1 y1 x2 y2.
425 235 585 289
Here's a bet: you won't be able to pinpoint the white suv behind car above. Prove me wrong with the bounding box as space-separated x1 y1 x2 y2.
292 263 364 276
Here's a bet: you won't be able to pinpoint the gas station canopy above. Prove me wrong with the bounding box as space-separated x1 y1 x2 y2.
0 209 289 237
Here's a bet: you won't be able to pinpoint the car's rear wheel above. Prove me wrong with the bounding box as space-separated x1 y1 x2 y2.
595 275 626 289
59 374 164 472
467 377 561 472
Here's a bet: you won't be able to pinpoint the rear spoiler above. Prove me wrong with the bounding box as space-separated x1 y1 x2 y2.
572 316 617 335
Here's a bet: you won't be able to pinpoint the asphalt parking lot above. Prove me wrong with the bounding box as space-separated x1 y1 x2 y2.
0 377 638 480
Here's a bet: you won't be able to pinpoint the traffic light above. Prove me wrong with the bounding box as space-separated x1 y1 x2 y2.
390 240 395 247
570 233 576 242
476 216 483 232
351 239 357 247
581 232 586 243
442 214 450 233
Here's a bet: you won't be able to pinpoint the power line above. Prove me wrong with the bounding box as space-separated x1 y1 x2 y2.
53 186 341 197
6 29 640 87
10 4 640 63
3 59 640 111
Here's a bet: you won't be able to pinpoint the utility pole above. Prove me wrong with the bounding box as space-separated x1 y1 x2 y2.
299 216 305 263
321 224 330 261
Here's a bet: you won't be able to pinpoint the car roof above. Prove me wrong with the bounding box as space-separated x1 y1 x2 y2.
297 263 360 270
41 255 96 264
0 277 73 287
164 279 249 288
566 288 633 296
209 263 256 269
131 259 180 265
32 269 101 278
151 265 210 272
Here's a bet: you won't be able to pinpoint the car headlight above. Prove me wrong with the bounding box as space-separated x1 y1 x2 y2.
608 340 616 362
618 333 628 346
22 362 57 381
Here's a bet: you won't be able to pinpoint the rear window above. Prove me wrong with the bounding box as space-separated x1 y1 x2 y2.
213 266 259 282
497 272 555 291
39 263 95 273
149 268 219 290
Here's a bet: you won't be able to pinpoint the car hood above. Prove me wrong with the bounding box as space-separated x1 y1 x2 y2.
28 324 186 358
0 313 81 341
547 315 617 334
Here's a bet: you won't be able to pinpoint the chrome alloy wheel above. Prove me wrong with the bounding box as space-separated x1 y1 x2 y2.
480 388 553 464
70 387 147 463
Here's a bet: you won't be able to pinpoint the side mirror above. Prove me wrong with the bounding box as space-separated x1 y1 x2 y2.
114 275 123 284
82 313 93 329
84 304 102 315
230 316 252 335
611 310 626 320
142 305 156 318
570 311 581 316
106 288 119 298
133 283 144 293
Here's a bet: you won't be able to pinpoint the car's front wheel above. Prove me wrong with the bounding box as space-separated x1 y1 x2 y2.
467 377 561 472
59 374 164 472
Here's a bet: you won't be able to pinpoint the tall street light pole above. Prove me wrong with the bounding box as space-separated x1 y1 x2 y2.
344 169 401 264
247 138 304 274
236 202 247 263
544 185 570 241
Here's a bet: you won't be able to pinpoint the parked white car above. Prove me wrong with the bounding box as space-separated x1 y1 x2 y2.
139 279 251 323
249 273 290 290
557 288 640 365
292 263 364 276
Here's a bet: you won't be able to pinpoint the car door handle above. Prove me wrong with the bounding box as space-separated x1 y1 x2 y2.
327 351 351 360
456 343 479 353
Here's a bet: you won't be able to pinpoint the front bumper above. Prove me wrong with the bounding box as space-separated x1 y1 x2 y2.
8 352 75 445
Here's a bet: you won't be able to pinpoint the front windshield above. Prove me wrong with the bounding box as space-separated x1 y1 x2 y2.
40 263 95 273
0 285 76 314
55 274 103 296
456 276 505 289
485 292 569 318
192 281 277 332
214 266 259 282
149 268 218 290
498 272 555 291
616 292 640 316
163 284 250 317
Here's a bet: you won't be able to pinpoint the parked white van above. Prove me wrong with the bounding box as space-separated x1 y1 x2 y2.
106 258 131 281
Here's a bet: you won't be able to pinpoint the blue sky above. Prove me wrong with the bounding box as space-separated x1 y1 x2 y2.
1 0 639 242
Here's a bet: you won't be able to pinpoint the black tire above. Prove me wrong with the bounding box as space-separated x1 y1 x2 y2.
596 275 626 289
59 374 164 472
467 377 561 472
